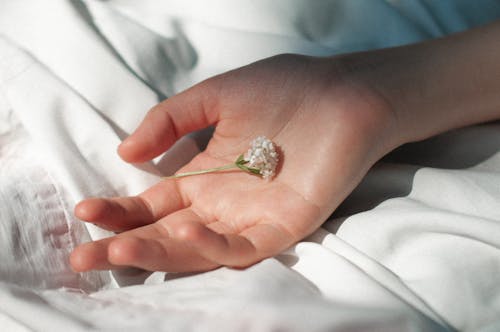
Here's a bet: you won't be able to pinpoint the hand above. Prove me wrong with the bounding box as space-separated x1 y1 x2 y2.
70 54 396 273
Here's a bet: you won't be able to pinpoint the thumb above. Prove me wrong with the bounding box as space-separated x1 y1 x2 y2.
118 81 219 163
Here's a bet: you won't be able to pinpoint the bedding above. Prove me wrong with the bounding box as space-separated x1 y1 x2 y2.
1 0 500 331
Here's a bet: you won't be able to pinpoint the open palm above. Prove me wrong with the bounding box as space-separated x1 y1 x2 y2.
70 54 394 273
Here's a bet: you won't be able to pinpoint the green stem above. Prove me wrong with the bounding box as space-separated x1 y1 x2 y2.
164 163 238 179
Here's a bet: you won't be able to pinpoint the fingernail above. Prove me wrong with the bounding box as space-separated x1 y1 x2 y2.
119 137 131 148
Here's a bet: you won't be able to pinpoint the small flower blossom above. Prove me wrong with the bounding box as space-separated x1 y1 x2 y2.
243 136 279 180
165 136 279 180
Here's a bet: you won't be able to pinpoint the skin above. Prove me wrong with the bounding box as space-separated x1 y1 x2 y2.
70 20 500 273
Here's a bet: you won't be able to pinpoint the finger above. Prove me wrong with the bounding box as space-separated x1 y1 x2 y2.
70 237 119 272
71 209 218 272
74 179 188 232
74 197 154 232
107 237 217 272
70 221 166 272
71 238 203 272
107 209 217 272
118 82 219 163
170 221 294 268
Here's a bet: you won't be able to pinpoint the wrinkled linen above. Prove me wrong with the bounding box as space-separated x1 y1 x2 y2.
1 1 500 331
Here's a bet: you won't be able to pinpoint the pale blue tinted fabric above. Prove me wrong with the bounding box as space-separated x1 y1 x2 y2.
287 0 500 53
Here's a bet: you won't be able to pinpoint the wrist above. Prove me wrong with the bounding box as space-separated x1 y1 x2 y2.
335 20 500 148
321 54 406 157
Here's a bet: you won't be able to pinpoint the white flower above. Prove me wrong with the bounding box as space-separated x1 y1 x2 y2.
165 136 279 180
243 136 279 180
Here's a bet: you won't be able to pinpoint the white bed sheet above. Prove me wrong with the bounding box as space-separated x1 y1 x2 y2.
1 1 500 331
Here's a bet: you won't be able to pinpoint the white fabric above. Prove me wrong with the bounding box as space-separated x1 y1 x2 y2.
1 0 500 331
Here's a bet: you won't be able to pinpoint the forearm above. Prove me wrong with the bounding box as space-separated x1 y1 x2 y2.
339 20 500 146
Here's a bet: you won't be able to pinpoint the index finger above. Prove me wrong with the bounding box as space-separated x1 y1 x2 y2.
118 80 219 163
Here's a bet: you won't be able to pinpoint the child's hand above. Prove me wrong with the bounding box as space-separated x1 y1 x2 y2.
69 54 397 272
